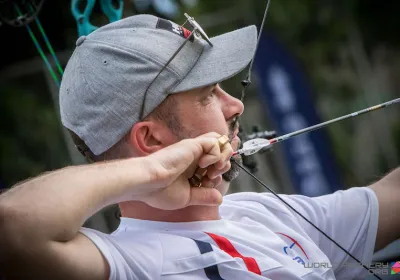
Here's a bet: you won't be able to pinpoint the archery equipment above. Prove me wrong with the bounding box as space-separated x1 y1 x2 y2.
235 97 400 156
1 0 63 87
71 0 124 37
237 126 277 173
0 0 45 27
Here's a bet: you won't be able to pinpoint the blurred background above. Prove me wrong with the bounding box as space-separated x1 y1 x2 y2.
0 0 399 278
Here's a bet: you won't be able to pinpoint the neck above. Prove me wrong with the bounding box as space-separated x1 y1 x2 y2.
120 201 220 222
119 181 229 222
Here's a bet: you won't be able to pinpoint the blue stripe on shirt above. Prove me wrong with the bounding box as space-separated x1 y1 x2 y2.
192 239 225 280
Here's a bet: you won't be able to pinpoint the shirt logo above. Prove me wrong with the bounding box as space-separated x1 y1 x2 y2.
276 232 309 266
156 18 193 42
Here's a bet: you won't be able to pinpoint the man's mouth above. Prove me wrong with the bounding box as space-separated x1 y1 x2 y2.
228 121 240 149
233 128 239 138
231 128 240 150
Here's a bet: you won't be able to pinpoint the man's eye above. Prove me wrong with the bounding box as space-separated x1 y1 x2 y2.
209 88 217 96
200 93 214 105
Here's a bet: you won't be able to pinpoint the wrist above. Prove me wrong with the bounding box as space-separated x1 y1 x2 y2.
113 156 164 203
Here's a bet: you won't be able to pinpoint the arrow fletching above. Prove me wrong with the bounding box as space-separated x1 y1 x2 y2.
234 138 271 156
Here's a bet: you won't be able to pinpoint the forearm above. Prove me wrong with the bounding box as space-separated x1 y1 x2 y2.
0 157 152 249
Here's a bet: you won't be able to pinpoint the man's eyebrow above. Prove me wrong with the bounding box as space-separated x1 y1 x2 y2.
202 83 217 93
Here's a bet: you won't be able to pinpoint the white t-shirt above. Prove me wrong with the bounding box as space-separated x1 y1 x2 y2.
80 187 379 280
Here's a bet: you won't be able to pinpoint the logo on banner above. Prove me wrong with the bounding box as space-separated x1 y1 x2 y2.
266 66 330 196
391 261 400 274
253 33 342 196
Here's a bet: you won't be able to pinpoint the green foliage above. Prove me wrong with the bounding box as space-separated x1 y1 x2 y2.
0 78 70 187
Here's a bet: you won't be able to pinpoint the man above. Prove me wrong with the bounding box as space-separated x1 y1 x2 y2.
0 14 399 280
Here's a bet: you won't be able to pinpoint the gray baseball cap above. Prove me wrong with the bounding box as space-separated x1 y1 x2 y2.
60 14 257 155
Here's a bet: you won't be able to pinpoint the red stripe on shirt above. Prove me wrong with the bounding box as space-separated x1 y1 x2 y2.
205 232 261 275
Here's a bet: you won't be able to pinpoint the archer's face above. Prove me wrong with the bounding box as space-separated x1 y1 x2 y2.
170 84 244 151
155 84 244 190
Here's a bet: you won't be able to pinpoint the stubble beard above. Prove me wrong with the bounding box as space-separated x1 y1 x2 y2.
222 152 242 182
222 119 242 182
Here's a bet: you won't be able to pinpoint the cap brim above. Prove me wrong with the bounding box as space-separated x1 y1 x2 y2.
170 25 257 93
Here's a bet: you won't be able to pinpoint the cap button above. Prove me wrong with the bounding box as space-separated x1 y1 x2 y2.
76 36 86 46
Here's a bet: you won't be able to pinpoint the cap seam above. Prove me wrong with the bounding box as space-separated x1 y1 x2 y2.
76 50 131 148
84 39 183 79
168 44 205 93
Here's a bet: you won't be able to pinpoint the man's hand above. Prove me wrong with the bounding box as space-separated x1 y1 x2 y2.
138 133 233 210
0 132 233 280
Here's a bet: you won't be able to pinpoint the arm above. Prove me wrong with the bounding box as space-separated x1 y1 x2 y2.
369 167 400 251
0 135 230 280
0 158 155 280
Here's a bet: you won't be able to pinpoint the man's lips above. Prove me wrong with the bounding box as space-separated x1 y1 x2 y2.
231 128 240 150
232 127 239 139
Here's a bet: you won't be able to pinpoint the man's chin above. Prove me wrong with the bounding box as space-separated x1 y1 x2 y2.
221 154 242 182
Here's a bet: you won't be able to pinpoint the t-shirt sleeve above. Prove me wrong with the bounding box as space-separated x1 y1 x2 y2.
79 227 161 280
270 187 379 279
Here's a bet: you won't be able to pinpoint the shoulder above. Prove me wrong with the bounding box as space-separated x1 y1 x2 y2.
80 227 163 279
81 226 163 249
221 187 377 220
221 191 299 217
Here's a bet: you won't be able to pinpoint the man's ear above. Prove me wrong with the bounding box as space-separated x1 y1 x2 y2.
128 121 171 155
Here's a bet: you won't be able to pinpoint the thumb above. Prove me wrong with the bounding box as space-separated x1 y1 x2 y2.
188 187 223 206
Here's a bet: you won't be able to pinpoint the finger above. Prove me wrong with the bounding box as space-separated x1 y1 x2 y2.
196 137 221 166
215 139 233 170
198 154 220 168
185 137 220 175
207 161 231 179
188 187 223 206
195 137 221 155
211 175 222 188
197 132 221 139
201 177 215 188
201 175 222 188
218 161 231 176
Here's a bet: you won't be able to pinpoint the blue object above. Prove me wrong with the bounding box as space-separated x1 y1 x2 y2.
100 0 124 23
153 0 180 19
71 0 97 37
253 33 342 196
71 0 124 37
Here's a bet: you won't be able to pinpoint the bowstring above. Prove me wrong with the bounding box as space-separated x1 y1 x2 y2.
230 0 271 142
244 0 271 87
14 2 62 87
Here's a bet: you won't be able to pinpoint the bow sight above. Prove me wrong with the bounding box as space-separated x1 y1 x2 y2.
0 0 45 27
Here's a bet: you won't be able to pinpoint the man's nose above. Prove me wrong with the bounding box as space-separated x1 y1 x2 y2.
222 93 244 120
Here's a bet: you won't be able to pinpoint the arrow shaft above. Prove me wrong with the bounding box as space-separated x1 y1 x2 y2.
269 98 400 145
